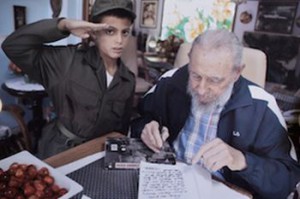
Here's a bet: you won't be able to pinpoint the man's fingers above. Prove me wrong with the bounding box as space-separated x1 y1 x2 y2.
161 127 169 141
150 122 163 148
141 121 163 153
191 138 223 164
141 130 160 153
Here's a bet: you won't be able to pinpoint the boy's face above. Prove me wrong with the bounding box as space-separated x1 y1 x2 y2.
94 16 132 61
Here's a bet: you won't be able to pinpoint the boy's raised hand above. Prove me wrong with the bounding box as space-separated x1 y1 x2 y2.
58 19 109 39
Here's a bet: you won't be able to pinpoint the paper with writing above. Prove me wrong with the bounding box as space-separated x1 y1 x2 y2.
138 161 212 199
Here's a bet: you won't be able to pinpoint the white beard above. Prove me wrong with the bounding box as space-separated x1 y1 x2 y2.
187 81 234 114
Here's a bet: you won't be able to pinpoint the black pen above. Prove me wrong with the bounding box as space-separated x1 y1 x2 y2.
158 116 165 150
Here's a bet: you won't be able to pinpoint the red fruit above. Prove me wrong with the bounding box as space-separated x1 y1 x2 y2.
0 172 10 182
33 180 46 191
8 163 19 175
15 194 25 199
23 183 36 196
15 168 24 179
43 175 54 185
58 188 68 196
35 190 45 198
4 187 17 198
26 165 38 179
51 184 60 193
0 182 7 191
38 167 49 177
44 187 54 197
8 178 20 188
27 195 39 199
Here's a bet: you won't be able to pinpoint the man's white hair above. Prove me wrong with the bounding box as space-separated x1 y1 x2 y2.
191 29 243 71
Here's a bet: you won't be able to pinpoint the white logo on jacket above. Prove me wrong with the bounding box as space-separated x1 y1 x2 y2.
232 131 240 137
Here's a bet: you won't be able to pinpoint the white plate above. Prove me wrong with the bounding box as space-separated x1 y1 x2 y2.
0 150 83 199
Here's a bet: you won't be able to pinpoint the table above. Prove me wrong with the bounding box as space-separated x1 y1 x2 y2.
2 76 48 152
44 132 253 199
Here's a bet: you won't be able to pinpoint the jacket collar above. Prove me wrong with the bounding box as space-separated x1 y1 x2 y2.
222 76 253 113
83 46 133 82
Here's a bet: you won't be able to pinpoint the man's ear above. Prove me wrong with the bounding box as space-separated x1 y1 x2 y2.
233 64 245 82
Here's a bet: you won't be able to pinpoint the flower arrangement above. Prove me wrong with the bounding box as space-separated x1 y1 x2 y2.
162 0 235 42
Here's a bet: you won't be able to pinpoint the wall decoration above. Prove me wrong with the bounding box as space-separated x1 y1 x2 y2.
160 0 236 42
140 0 158 28
13 6 26 30
240 10 252 24
244 31 300 91
83 0 95 21
255 2 298 34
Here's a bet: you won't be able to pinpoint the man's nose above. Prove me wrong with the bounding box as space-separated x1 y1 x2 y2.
196 80 208 95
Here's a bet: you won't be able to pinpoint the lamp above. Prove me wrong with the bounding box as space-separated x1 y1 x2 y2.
146 35 157 53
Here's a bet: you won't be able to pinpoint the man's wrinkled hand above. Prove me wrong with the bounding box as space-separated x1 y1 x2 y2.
141 121 169 153
192 138 247 171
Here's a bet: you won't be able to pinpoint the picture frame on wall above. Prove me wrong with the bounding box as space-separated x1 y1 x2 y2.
140 0 158 28
82 0 95 21
255 2 298 34
82 0 136 22
13 5 26 30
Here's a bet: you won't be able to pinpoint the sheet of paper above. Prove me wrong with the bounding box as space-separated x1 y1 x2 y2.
138 161 212 199
211 180 249 199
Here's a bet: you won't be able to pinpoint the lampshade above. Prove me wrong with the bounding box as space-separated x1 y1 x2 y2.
231 0 247 5
146 35 157 53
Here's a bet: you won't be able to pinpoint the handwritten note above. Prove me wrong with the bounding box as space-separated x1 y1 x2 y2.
138 161 212 199
139 164 187 198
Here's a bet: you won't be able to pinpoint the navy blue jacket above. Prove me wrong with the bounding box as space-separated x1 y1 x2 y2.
132 65 300 199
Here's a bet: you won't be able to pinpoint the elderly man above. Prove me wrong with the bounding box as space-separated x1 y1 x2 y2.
131 29 300 199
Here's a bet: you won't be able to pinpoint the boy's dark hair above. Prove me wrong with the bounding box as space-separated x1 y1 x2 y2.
92 8 135 24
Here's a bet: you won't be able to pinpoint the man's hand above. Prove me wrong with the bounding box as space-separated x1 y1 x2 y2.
192 138 247 171
141 121 169 153
57 19 109 39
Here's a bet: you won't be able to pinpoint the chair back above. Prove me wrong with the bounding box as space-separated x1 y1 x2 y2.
173 43 267 87
242 47 267 87
122 36 138 76
121 36 152 95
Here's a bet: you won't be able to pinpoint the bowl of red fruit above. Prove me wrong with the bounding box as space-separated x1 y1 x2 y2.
0 151 83 199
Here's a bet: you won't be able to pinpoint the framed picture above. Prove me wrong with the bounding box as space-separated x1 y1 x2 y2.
13 6 26 30
140 0 158 28
255 2 298 34
82 0 95 21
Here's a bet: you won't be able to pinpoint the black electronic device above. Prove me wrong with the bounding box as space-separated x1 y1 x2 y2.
104 137 176 169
